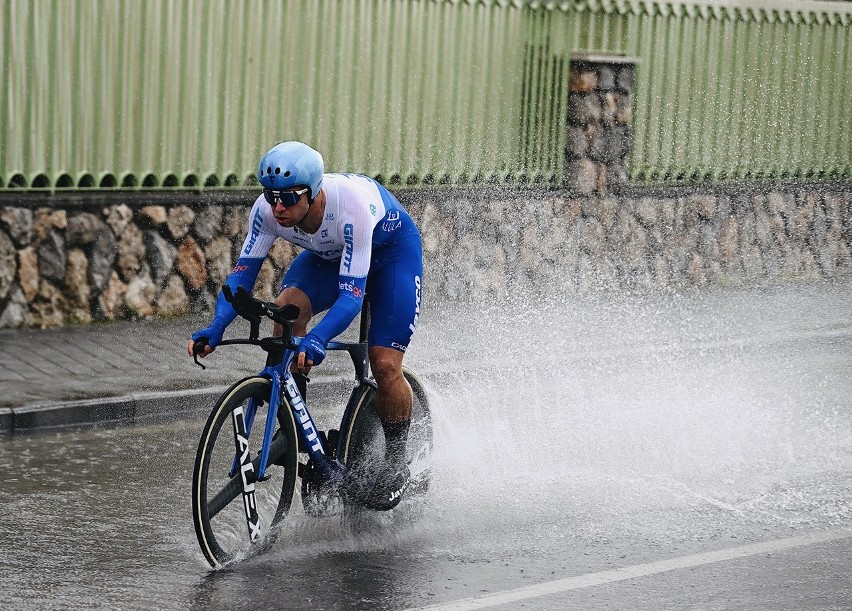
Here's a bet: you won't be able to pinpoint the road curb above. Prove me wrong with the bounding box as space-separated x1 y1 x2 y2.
0 374 358 435
0 408 12 435
1 387 229 435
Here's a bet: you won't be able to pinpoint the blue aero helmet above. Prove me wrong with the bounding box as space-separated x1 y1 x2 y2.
257 141 324 199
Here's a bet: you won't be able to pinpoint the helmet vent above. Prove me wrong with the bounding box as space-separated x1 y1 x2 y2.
258 141 323 193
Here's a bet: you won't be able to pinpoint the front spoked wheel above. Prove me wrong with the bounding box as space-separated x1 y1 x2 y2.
192 377 299 568
339 367 433 519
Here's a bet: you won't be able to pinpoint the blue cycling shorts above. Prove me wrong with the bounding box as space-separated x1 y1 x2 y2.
281 231 423 353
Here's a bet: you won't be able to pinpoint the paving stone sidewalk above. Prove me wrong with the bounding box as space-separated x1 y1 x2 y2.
0 314 353 433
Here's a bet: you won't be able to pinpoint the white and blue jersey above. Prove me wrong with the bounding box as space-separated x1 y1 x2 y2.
240 173 417 279
208 173 422 352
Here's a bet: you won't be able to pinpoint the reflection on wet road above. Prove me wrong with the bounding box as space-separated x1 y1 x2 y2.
1 280 851 609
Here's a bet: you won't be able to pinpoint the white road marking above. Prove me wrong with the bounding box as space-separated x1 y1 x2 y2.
414 528 852 610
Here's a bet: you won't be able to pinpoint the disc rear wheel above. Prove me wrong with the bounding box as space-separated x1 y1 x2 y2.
339 368 432 517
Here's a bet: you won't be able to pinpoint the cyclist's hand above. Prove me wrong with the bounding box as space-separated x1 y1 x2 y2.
189 325 224 358
297 333 326 374
187 338 214 358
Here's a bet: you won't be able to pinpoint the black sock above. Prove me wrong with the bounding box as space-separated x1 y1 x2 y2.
381 419 410 468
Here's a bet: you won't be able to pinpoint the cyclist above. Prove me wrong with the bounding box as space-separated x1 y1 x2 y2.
187 141 423 511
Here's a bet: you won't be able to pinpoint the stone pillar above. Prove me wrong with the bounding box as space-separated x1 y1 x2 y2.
564 54 637 195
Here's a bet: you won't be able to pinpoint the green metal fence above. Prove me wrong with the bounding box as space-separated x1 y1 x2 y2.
1 0 850 192
624 0 852 182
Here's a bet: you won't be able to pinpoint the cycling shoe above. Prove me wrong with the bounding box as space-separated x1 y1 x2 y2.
345 462 410 511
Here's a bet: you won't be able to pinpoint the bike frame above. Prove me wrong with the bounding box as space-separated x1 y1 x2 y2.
229 338 370 483
199 285 375 541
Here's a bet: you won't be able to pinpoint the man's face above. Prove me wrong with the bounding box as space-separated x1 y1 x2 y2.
264 187 309 227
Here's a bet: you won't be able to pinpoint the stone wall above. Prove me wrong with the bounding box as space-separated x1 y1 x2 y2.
564 55 635 195
0 202 287 328
410 188 852 303
1 186 851 328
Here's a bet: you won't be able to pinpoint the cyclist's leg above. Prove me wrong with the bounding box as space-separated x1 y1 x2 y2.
369 346 413 504
275 250 339 337
340 229 430 511
367 232 422 418
275 251 339 395
274 287 312 336
366 231 423 476
368 346 412 422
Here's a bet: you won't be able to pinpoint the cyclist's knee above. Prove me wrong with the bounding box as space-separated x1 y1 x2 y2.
369 348 404 386
275 287 312 334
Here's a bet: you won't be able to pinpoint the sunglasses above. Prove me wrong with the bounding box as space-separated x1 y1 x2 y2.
263 187 308 207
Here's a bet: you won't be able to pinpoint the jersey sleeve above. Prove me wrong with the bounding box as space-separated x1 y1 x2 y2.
308 202 373 344
238 197 278 259
206 199 277 335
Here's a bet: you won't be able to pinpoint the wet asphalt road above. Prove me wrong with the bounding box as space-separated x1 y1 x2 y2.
1 280 851 609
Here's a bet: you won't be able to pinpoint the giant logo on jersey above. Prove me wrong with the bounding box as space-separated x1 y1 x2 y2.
243 209 264 255
342 223 354 272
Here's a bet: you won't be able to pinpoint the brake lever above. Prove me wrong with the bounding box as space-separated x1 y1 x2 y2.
192 339 208 370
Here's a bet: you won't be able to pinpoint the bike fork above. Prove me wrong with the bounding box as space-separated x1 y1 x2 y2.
230 404 261 542
227 377 279 544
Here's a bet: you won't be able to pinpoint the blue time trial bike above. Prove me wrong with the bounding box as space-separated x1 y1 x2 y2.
190 286 432 568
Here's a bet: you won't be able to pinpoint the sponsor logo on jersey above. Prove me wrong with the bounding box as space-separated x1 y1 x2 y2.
370 203 377 216
325 213 335 221
243 209 264 255
391 342 407 352
342 224 354 272
382 210 401 232
232 264 249 273
339 280 363 298
409 275 421 334
321 229 329 238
